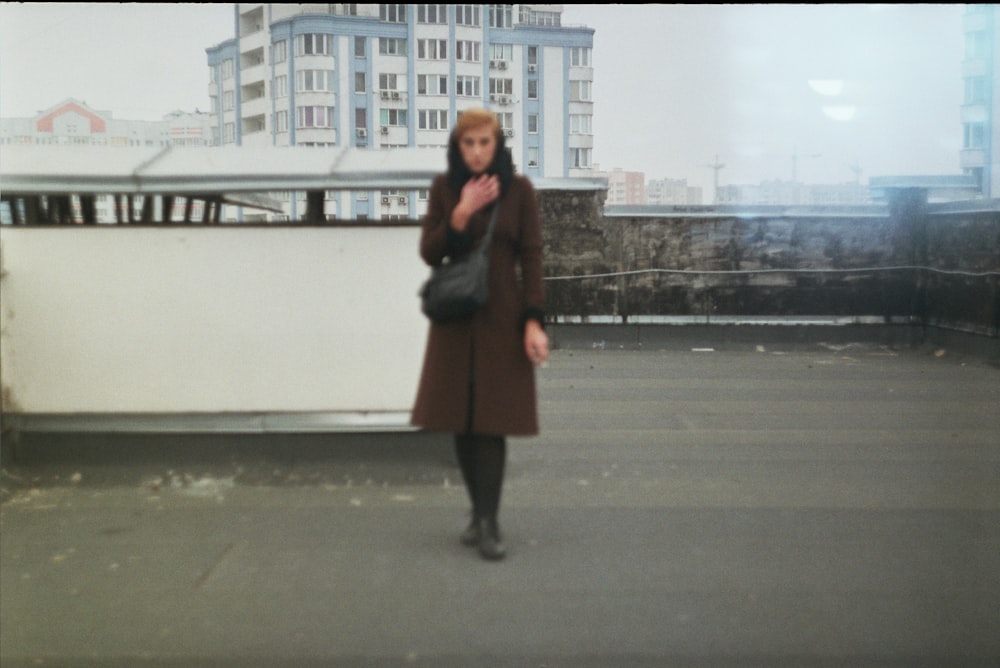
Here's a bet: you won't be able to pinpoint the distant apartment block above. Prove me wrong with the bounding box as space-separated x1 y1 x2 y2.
715 180 869 206
960 4 1000 198
600 168 645 205
647 177 702 206
206 3 595 221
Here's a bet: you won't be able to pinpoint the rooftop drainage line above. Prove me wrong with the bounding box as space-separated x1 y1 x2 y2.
130 144 174 194
326 147 351 181
544 266 1000 281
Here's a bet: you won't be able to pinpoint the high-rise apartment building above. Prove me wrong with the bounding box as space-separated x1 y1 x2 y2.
960 4 999 198
206 3 595 220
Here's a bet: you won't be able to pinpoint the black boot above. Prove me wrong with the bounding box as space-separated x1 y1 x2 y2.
460 515 481 547
478 517 506 561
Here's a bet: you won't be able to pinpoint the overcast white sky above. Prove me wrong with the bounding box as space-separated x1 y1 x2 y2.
0 3 966 194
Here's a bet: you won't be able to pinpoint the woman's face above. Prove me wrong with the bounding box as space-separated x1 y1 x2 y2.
458 124 497 175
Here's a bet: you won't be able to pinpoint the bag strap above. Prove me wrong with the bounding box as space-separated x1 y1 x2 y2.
475 203 500 256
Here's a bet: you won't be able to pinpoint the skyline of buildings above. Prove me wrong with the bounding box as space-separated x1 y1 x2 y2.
2 4 996 214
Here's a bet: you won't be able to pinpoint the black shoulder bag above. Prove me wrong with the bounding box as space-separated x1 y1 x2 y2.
419 204 499 324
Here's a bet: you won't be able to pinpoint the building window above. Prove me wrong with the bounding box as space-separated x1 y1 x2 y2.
273 75 288 98
964 122 986 149
527 114 538 134
455 75 480 97
965 76 987 104
380 108 408 126
380 4 406 22
418 74 448 95
417 4 447 24
355 72 366 93
489 78 513 95
570 47 592 67
356 108 367 129
223 122 235 143
298 34 332 56
418 39 448 60
223 90 235 110
570 80 592 102
222 59 234 79
297 106 335 128
527 46 538 66
419 109 449 130
456 40 481 63
496 112 513 130
966 31 988 59
273 40 287 64
526 147 539 167
490 43 513 61
527 79 538 100
379 37 407 55
379 73 399 91
489 4 512 28
354 36 365 58
456 5 480 26
570 114 592 134
296 70 334 93
571 148 591 168
275 110 289 132
520 7 559 26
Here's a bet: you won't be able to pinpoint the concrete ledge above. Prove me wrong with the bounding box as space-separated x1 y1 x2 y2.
1 411 417 435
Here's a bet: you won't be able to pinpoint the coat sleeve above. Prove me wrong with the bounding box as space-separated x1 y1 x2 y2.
517 177 546 325
419 175 472 267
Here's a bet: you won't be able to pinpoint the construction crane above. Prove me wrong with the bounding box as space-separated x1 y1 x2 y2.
700 154 725 203
846 159 862 185
791 148 821 182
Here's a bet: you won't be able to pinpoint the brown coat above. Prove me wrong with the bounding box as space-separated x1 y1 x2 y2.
410 173 545 436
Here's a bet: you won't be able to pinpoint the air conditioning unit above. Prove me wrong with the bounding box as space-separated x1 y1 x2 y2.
504 129 514 138
380 90 391 100
380 126 389 134
398 196 407 205
489 94 497 103
356 128 367 138
528 161 538 167
392 91 401 100
499 96 510 105
489 60 499 69
498 61 507 70
528 64 537 73
381 196 391 204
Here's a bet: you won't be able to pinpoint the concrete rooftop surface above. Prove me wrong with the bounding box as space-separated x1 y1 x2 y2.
1 332 998 667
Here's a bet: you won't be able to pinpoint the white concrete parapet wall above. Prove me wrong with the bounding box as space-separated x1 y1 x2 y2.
0 226 430 431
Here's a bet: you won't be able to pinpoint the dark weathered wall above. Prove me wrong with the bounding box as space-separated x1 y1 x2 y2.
923 209 1000 335
536 189 999 337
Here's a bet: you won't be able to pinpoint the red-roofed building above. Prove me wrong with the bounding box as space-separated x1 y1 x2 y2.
1 98 212 149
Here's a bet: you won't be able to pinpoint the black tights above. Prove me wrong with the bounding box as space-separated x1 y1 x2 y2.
454 434 507 521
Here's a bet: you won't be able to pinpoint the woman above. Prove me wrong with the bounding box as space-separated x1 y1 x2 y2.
411 108 549 561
